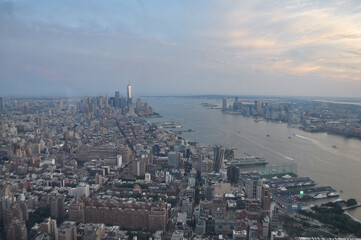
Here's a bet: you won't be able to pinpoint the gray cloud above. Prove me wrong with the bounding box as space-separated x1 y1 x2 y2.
1 0 361 97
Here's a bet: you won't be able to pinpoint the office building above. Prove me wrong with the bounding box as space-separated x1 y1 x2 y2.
76 183 90 198
114 91 121 108
245 176 262 200
213 146 225 172
6 218 27 240
261 184 271 215
132 158 146 176
128 103 135 115
168 152 179 168
78 223 105 240
3 200 29 227
227 165 240 183
127 83 132 103
205 216 216 235
136 98 142 112
95 173 102 186
222 98 227 111
50 195 65 220
68 201 85 223
145 173 151 182
201 159 213 173
38 218 59 240
116 155 122 168
58 221 77 240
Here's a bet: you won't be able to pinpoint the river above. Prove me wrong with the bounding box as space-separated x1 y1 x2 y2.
143 96 361 220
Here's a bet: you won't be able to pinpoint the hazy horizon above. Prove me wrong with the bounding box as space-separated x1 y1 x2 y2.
1 0 361 98
2 93 361 102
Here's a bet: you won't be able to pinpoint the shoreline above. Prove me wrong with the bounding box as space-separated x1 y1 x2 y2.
158 115 361 223
221 110 361 141
144 97 361 221
345 211 361 223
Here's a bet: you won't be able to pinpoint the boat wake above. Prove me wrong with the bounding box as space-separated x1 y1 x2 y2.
284 156 294 161
294 134 319 144
294 134 349 159
248 139 294 161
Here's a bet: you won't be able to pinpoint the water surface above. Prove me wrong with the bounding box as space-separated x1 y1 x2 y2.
144 97 361 219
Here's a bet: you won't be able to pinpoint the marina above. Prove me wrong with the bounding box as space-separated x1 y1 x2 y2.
274 186 339 200
266 176 316 189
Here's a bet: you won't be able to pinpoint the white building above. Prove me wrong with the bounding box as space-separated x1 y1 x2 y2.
69 183 90 198
145 173 151 183
116 155 122 168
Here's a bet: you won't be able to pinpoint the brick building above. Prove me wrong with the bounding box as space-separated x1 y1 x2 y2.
68 198 168 231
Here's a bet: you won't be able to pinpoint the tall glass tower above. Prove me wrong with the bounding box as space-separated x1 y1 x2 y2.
127 83 132 103
213 146 225 172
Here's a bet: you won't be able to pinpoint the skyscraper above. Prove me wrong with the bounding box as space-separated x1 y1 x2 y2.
127 83 132 103
245 175 262 199
114 91 120 107
227 165 239 183
213 146 225 172
168 152 179 168
222 98 227 111
0 97 3 113
50 195 65 220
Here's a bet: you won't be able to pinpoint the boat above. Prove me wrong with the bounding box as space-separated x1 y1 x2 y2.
288 136 291 139
267 134 270 137
201 102 217 108
227 156 268 167
157 122 182 128
327 192 339 197
332 145 337 148
313 193 328 199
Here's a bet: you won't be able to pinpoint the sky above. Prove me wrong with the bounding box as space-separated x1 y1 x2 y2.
1 0 361 98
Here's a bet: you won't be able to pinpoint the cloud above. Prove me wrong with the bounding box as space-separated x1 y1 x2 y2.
0 1 14 17
1 0 361 97
157 40 177 47
24 65 57 76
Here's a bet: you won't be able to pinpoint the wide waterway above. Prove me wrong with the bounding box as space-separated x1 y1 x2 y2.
143 96 361 220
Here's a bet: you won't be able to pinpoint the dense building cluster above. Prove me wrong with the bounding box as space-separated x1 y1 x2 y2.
2 90 360 239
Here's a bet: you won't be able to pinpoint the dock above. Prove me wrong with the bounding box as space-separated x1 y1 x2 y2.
266 177 315 189
227 156 268 167
342 203 361 210
273 186 338 199
169 129 195 134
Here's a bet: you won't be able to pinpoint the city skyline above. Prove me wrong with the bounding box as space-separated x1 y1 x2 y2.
1 1 361 98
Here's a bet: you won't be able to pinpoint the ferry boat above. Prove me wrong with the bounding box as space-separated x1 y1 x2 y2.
157 122 182 128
